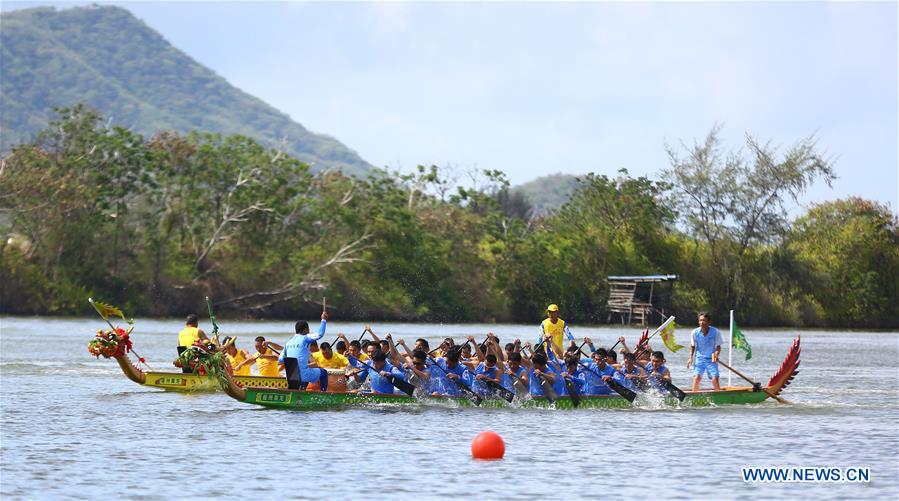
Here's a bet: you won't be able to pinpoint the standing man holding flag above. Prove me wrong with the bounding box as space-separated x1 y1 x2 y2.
539 304 574 357
687 312 722 391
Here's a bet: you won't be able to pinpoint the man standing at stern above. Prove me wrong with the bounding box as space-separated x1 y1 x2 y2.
687 312 722 391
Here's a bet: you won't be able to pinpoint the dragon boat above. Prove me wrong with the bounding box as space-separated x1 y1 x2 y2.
213 336 801 411
88 327 347 392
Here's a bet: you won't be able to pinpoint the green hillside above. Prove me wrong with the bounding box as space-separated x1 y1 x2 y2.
511 173 580 216
0 5 372 176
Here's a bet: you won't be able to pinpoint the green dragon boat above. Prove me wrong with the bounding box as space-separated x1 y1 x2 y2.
216 336 801 411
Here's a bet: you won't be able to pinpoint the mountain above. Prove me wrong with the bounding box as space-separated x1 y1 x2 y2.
511 173 580 216
0 5 372 176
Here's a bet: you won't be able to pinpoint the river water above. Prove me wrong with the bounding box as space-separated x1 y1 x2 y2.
1 317 897 499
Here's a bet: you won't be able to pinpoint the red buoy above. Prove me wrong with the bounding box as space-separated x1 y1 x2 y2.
471 431 505 460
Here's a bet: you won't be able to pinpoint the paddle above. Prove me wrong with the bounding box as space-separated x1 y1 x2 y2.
480 375 515 403
544 354 581 407
717 359 791 404
347 355 415 396
563 375 580 407
426 356 483 406
534 370 557 404
503 366 529 396
577 361 637 402
637 361 686 401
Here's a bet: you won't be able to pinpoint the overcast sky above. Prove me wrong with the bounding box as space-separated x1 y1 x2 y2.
5 1 898 212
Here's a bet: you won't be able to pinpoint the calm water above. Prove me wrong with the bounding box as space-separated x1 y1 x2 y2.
1 317 897 499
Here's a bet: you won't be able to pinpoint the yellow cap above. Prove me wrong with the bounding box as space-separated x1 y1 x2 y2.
546 304 559 312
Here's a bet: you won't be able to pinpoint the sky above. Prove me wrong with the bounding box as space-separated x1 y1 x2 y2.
4 1 898 212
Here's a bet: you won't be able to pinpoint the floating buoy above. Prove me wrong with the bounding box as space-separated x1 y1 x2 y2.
471 431 505 460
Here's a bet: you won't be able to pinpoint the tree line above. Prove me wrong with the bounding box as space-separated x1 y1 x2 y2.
1 106 896 328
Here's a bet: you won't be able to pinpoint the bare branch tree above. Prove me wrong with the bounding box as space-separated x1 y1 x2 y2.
213 233 373 311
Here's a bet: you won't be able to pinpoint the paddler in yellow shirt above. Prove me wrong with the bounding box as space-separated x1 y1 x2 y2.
538 304 574 357
221 337 252 376
311 341 349 369
176 314 210 373
235 336 283 377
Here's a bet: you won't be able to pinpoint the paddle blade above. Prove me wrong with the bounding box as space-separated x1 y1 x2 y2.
387 375 416 396
486 379 515 403
565 378 581 407
539 377 557 404
454 380 482 406
607 379 637 402
662 380 686 402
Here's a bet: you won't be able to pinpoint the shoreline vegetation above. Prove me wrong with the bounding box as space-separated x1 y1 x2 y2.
1 107 897 328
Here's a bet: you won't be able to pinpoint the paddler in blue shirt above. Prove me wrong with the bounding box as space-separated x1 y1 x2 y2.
614 352 647 392
526 352 559 397
357 351 405 394
396 340 431 397
501 352 528 395
278 311 330 391
557 354 587 396
583 348 616 395
644 350 672 394
539 304 575 357
471 354 503 396
428 347 471 396
687 312 723 391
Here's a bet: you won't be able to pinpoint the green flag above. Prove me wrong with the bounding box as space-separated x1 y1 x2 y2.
732 321 752 361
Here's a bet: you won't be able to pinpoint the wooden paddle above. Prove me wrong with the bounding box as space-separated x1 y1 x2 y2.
503 366 529 396
547 356 580 407
577 361 637 402
637 361 685 401
427 356 483 406
563 376 581 407
535 371 557 404
482 376 515 403
717 359 791 404
347 355 415 396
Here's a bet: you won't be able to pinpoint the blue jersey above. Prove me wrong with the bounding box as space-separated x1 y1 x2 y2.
691 326 722 358
558 368 587 396
428 358 470 396
545 351 569 395
404 364 431 395
360 361 405 394
501 365 527 392
471 363 500 396
583 362 616 395
278 319 327 368
644 362 669 392
528 365 560 396
614 365 642 391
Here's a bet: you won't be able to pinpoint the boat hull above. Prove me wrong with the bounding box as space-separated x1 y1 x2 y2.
138 370 347 392
236 385 772 410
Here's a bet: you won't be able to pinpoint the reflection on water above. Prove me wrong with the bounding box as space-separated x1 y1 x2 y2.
1 317 897 498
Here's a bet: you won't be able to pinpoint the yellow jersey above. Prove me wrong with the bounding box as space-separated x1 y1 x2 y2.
254 347 281 377
227 350 251 376
541 318 568 355
312 351 349 369
178 326 200 347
